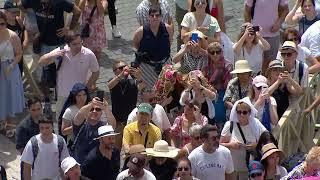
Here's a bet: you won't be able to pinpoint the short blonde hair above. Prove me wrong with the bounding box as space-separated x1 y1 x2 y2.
306 146 320 165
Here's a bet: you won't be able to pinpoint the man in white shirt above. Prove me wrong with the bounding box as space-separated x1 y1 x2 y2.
116 153 156 180
38 32 100 122
21 117 69 180
300 20 320 60
280 41 309 88
188 124 235 180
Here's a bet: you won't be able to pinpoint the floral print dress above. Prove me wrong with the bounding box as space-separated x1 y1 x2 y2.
81 3 107 52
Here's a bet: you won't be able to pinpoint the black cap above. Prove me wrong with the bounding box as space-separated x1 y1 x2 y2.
3 0 19 11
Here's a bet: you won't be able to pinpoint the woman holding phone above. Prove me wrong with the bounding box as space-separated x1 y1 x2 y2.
181 0 221 44
248 75 279 131
233 23 270 75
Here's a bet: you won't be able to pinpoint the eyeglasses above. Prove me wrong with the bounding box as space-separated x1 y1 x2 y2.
281 52 293 57
114 65 125 71
236 110 249 115
0 22 6 26
177 167 190 171
90 107 102 112
250 172 262 178
149 13 161 18
256 86 267 91
209 50 222 55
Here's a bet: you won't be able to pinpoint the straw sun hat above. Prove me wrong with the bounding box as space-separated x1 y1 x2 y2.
261 143 285 161
231 60 253 74
146 140 180 158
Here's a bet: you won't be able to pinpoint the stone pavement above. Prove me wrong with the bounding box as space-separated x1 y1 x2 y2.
0 0 295 179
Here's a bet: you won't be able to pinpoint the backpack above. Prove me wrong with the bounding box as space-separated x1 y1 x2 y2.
30 135 65 169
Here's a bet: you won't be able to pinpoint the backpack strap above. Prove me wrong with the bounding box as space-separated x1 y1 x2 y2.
57 135 65 167
30 136 39 169
298 61 304 85
229 121 234 134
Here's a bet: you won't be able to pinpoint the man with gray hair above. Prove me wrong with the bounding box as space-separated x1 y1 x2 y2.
177 123 203 158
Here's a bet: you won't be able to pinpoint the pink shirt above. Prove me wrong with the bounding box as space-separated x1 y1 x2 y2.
56 46 99 97
245 0 288 37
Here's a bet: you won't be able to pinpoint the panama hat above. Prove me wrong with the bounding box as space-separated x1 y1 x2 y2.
261 143 284 161
94 125 120 140
280 41 297 52
61 157 80 174
146 140 180 158
231 60 253 74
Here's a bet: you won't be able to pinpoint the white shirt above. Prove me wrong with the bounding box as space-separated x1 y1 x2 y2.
188 145 234 180
221 120 266 171
181 12 221 35
55 46 99 97
62 105 79 123
116 169 156 180
235 41 264 75
21 134 69 180
127 104 171 131
300 20 320 58
276 45 312 65
287 60 309 88
252 97 277 121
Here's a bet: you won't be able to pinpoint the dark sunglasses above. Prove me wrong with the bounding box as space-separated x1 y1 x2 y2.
177 167 190 171
113 65 125 71
287 38 298 42
193 136 201 140
149 13 161 18
236 110 249 115
256 86 267 91
209 50 222 55
250 172 262 178
90 107 102 112
281 52 293 57
195 1 206 6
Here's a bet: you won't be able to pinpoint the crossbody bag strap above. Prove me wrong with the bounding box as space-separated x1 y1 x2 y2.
87 5 97 23
71 122 86 149
144 132 149 147
236 122 247 144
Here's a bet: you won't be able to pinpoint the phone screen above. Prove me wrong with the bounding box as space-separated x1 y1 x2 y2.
96 91 104 101
191 33 199 42
252 26 259 32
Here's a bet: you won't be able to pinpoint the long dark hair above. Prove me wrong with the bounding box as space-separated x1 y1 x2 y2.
255 131 278 160
190 0 210 14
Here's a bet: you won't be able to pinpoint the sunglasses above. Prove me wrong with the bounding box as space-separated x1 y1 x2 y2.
281 52 293 57
195 0 206 6
90 107 102 112
177 167 190 171
114 65 125 71
209 50 222 55
149 13 161 18
250 172 262 178
256 86 267 91
236 110 249 115
193 136 201 140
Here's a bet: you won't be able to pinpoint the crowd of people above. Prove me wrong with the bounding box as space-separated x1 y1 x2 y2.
1 0 320 179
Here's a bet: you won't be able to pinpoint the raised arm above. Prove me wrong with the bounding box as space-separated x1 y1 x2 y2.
284 0 303 25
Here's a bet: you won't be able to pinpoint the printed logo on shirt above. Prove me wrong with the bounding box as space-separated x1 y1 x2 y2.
199 163 225 171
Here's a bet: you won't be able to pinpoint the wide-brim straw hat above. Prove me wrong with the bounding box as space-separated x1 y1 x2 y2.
261 143 285 161
146 140 180 158
231 60 253 74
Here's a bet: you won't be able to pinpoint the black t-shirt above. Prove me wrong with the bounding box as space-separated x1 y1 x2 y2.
149 158 177 180
22 0 74 46
110 78 138 122
272 85 290 117
81 147 120 180
15 117 40 151
73 121 106 164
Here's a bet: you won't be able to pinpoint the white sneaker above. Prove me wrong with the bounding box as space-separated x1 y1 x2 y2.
112 26 121 38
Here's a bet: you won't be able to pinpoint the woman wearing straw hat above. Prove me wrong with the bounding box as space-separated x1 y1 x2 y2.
260 143 287 180
223 60 252 119
146 140 180 180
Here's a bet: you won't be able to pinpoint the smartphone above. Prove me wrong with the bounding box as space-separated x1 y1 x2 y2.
252 26 259 32
130 62 139 68
191 32 199 42
96 90 104 102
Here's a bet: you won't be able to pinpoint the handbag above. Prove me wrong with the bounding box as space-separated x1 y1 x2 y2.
81 5 97 38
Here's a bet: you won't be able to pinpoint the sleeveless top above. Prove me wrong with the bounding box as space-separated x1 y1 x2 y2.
138 22 170 62
298 15 320 35
0 40 15 62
